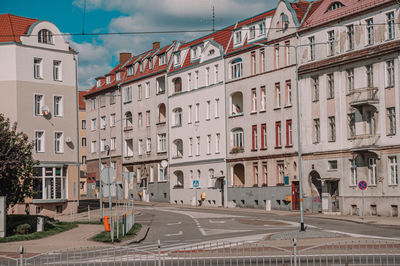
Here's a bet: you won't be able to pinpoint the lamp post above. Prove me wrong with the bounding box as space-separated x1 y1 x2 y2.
105 144 114 242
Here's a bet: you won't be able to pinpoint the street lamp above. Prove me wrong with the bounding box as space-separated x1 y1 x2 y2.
105 144 114 242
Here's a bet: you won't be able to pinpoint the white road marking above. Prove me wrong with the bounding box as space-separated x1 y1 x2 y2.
167 221 182 226
164 230 183 237
209 219 226 224
323 229 400 240
276 220 317 228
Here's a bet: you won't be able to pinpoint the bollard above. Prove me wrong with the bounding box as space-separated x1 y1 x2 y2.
88 205 91 222
158 240 161 266
117 216 119 239
19 245 24 266
293 238 297 266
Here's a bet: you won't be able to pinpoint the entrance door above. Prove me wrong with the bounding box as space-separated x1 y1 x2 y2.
327 180 339 212
292 181 300 210
220 178 225 206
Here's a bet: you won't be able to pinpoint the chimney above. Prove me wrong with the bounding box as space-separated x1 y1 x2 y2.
119 53 132 64
152 42 160 50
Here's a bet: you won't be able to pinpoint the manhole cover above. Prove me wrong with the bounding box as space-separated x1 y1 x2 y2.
236 219 289 226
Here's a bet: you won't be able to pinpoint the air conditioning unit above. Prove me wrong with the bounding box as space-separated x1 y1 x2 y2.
65 136 72 143
41 105 50 116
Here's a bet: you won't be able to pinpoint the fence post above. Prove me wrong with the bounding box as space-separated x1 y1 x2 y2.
18 245 24 266
158 239 161 266
88 205 91 222
292 238 297 266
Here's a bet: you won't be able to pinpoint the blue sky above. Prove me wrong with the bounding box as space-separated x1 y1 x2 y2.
2 0 279 90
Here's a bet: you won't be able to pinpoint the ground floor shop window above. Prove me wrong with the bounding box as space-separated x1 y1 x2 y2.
33 166 67 200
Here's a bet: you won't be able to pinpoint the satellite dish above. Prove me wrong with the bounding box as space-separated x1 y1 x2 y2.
65 136 72 143
41 105 50 116
161 160 168 169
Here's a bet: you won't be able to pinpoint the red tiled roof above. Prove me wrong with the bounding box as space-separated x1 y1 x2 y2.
0 13 37 43
78 91 86 110
300 0 392 31
290 1 312 24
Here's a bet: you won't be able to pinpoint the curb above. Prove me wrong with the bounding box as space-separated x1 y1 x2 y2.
306 215 400 228
120 225 150 246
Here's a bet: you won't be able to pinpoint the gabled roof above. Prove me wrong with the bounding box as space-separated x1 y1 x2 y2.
289 0 313 25
78 91 87 110
299 0 392 31
85 62 125 97
0 13 38 43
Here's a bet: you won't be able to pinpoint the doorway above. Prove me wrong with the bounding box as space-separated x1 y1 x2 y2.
291 181 300 210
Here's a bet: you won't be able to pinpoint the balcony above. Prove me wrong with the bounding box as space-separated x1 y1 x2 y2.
350 134 380 153
349 87 379 109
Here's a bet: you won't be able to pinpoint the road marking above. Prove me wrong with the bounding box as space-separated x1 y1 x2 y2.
323 229 400 240
209 220 226 224
164 231 183 237
167 221 182 226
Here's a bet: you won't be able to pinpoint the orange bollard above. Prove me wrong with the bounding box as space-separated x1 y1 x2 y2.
103 216 111 232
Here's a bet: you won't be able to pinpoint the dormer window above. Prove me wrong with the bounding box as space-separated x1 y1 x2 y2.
38 29 53 44
139 62 143 72
106 76 111 84
159 53 167 65
96 80 101 88
116 72 121 81
327 2 344 12
249 25 256 40
258 22 265 36
149 58 153 69
174 52 181 66
281 13 289 31
208 49 215 56
127 65 134 76
191 45 202 60
234 31 242 45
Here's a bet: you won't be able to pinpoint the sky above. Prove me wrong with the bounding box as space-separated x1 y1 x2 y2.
2 0 279 90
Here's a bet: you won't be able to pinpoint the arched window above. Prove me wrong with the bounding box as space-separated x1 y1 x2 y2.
230 58 243 79
173 77 182 93
281 13 289 31
231 128 244 149
38 29 53 44
173 139 183 158
230 91 243 115
158 103 166 123
172 107 182 126
174 171 184 188
124 111 132 129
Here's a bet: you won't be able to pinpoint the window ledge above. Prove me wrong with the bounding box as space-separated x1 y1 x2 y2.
385 86 394 90
214 116 220 119
285 145 293 148
158 180 168 183
312 99 319 103
313 142 320 144
171 124 182 128
328 140 336 143
124 127 133 131
172 156 183 159
229 112 244 118
388 184 399 187
259 110 266 113
284 105 292 109
274 146 282 149
260 147 267 150
251 149 258 152
156 122 166 126
327 169 338 172
205 118 211 121
123 100 132 104
273 107 281 111
157 151 167 155
387 133 396 137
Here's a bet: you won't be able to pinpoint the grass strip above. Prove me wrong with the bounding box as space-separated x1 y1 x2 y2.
91 223 142 243
0 222 78 243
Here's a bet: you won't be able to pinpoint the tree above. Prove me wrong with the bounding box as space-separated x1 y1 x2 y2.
0 114 38 209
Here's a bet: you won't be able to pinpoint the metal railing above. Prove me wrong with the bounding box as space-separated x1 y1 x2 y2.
1 238 399 265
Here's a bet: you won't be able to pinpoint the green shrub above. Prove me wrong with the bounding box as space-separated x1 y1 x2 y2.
6 215 55 236
15 224 31 235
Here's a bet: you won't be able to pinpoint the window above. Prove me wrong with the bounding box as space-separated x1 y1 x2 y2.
261 123 267 149
387 12 395 40
34 58 42 79
286 120 293 146
286 80 292 106
138 85 142 100
38 29 53 44
91 118 96 131
260 49 265 73
110 137 116 150
284 41 290 66
350 159 357 186
145 82 150 98
188 105 192 124
158 163 167 181
125 139 133 157
252 125 258 150
251 88 257 112
258 21 265 35
328 160 338 170
232 128 244 148
275 121 282 147
35 131 45 153
309 36 315 60
214 65 219 83
100 139 106 152
81 137 86 147
389 156 398 185
328 116 336 142
116 72 121 81
33 166 67 201
366 64 373 87
277 162 284 184
34 94 44 116
100 116 106 129
347 69 354 92
110 113 116 127
386 60 395 87
106 76 111 84
91 141 97 153
252 163 259 186
100 96 106 107
146 138 151 153
196 137 200 156
195 71 199 89
230 58 243 79
249 25 256 40
312 76 319 101
81 120 86 130
139 62 143 72
188 137 193 157
82 156 86 165
369 158 377 186
313 119 320 143
96 80 101 88
174 52 181 66
138 112 143 128
251 52 256 75
387 107 396 135
138 139 143 155
214 99 219 118
158 133 166 152
207 135 211 154
275 83 281 108
234 31 242 45
54 132 64 153
347 25 354 50
91 98 96 110
327 1 344 11
110 91 116 105
327 73 334 99
274 45 279 69
127 65 134 76
150 166 154 183
173 108 182 127
158 104 166 123
156 76 165 93
260 86 266 111
215 133 220 153
366 18 374 45
206 101 211 120
53 61 62 81
146 110 150 127
124 112 132 128
187 73 192 91
195 103 200 122
327 30 335 56
262 162 268 185
208 169 216 187
367 111 376 135
206 67 210 86
348 113 355 137
124 86 132 103
159 53 167 65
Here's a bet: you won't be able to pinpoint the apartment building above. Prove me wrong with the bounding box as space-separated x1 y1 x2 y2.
224 1 313 210
121 42 176 203
167 29 233 207
297 0 400 216
78 91 89 196
84 53 132 199
0 14 79 216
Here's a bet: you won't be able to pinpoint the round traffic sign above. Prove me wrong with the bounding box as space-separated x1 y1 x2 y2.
358 180 367 190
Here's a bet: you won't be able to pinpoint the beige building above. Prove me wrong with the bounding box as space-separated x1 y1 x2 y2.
0 14 79 216
78 91 88 196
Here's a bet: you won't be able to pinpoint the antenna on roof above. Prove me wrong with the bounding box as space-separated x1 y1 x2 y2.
82 0 87 35
212 5 215 32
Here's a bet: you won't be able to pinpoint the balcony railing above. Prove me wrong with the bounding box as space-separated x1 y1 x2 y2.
349 87 378 107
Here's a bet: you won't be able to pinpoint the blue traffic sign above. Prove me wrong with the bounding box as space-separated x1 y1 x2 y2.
193 180 199 188
358 181 367 190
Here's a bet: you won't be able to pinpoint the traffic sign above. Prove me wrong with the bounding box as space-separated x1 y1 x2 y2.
358 180 367 190
101 167 116 185
193 180 199 188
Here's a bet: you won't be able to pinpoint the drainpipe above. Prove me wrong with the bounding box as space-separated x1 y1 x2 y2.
74 55 80 208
